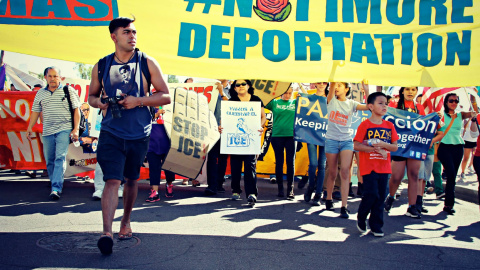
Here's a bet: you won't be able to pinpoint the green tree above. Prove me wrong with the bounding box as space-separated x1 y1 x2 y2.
168 75 179 83
75 63 93 80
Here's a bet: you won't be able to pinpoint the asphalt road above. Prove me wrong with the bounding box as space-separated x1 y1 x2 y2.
0 171 479 270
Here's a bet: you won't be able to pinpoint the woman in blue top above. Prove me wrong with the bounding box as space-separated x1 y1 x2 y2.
437 93 476 215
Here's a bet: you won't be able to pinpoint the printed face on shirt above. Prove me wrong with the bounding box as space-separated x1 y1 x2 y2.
402 87 418 101
110 63 138 96
369 96 388 116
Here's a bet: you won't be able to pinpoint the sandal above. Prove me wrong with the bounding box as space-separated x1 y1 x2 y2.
118 224 133 240
192 179 201 187
97 232 113 255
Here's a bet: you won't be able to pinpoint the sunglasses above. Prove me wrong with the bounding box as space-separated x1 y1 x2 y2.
235 83 247 87
448 99 459 104
82 109 90 112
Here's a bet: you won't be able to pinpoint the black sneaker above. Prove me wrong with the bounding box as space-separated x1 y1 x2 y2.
270 177 277 184
416 205 428 213
405 206 421 219
204 188 217 196
356 182 364 196
297 177 308 189
443 206 455 215
436 192 445 199
371 229 384 237
304 188 314 202
277 191 285 197
311 194 321 206
217 186 226 193
287 191 295 200
325 200 335 211
384 195 395 213
332 190 341 200
340 207 349 218
247 194 257 206
348 183 355 198
49 191 60 201
357 219 367 233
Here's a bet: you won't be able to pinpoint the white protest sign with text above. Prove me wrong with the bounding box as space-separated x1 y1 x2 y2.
221 101 262 155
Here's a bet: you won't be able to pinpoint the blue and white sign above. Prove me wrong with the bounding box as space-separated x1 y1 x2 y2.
384 108 440 160
293 94 328 146
221 101 262 155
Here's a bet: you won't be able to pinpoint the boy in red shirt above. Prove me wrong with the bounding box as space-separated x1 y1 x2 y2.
354 92 399 237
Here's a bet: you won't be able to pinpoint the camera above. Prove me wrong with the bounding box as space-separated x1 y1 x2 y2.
101 95 125 118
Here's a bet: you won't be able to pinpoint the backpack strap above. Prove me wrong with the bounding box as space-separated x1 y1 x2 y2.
63 85 74 130
137 49 151 93
97 53 114 95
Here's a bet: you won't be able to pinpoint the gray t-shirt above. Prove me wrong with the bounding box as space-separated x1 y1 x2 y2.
326 96 360 141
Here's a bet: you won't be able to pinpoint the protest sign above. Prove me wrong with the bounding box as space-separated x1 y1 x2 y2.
64 77 91 104
220 100 262 155
293 94 328 146
250 80 291 107
64 144 97 177
349 109 371 139
162 87 220 179
385 108 440 160
2 1 478 86
0 91 45 170
168 82 219 112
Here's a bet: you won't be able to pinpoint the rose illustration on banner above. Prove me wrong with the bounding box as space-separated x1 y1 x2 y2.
253 0 291 22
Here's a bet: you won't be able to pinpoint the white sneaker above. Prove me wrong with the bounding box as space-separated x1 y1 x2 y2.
92 190 102 200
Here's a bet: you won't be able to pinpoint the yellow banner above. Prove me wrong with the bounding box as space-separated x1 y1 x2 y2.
0 1 478 87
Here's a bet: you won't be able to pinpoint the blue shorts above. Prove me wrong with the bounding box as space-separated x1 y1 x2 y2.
97 131 150 183
325 139 354 154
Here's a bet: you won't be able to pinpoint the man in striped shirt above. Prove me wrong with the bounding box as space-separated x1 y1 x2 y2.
26 67 81 200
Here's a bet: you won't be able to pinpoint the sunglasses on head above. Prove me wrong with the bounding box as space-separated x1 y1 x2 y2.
448 99 459 104
235 82 247 87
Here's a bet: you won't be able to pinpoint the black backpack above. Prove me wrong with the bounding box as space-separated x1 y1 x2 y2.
97 48 155 119
63 85 87 136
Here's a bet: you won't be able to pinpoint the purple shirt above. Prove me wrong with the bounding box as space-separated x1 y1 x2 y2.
148 123 170 155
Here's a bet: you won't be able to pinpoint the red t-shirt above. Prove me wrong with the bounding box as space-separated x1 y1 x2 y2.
389 100 426 116
354 119 399 176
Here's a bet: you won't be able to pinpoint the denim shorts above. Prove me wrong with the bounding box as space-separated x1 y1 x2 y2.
325 139 354 154
97 131 150 183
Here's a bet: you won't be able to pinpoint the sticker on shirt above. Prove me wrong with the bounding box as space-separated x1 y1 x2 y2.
329 111 349 126
109 62 141 97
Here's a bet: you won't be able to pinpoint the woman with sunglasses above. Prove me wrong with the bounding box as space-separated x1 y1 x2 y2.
228 80 266 206
385 87 429 218
303 82 329 205
437 93 476 214
265 86 297 199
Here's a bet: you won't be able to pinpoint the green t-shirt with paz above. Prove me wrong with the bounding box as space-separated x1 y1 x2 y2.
265 99 297 137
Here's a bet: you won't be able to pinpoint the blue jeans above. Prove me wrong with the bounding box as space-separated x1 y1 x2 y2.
42 129 70 193
306 143 326 195
357 172 388 232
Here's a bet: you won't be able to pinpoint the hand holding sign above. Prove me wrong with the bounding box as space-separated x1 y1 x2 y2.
162 87 220 179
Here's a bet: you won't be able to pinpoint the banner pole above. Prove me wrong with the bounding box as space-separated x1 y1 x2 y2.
297 82 308 94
